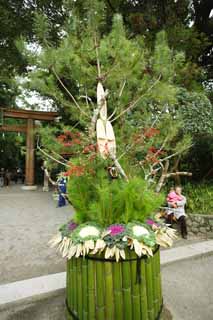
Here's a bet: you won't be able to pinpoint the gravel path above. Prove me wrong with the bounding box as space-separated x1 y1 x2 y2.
0 185 73 284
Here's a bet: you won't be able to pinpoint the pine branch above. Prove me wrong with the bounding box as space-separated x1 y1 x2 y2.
37 143 70 168
111 74 161 122
51 67 90 118
109 151 129 181
94 33 101 79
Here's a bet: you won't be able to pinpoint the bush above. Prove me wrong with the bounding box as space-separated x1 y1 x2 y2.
67 163 164 226
184 183 213 215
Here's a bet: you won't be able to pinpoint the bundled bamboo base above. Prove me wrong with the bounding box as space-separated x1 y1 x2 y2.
66 246 162 320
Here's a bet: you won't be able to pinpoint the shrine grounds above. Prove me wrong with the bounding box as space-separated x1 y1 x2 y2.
0 184 213 319
0 185 73 284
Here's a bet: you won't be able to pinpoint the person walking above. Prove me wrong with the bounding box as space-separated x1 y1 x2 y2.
5 169 11 187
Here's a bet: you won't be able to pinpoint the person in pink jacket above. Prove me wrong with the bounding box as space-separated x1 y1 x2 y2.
166 187 188 239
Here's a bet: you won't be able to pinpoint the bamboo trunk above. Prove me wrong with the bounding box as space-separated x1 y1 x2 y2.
140 259 148 320
77 258 83 319
82 258 88 320
113 261 123 319
122 251 132 320
152 251 159 318
72 258 78 315
156 249 163 307
130 251 141 319
145 258 154 320
66 259 71 320
96 261 105 319
88 259 96 320
105 261 114 319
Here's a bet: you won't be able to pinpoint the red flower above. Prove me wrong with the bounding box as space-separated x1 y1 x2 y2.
144 127 160 138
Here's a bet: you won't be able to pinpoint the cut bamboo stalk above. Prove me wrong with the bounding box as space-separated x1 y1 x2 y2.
153 248 160 318
82 258 88 320
156 249 163 307
113 260 123 319
88 259 96 320
122 251 132 320
130 251 141 319
96 260 105 320
105 261 114 320
73 258 78 315
151 252 158 318
67 259 73 320
77 258 83 319
145 258 154 320
140 259 148 320
66 259 70 320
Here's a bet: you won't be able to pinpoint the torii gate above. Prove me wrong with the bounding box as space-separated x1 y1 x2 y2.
0 108 58 189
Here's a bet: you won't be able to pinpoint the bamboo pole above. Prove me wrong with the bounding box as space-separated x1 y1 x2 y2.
69 259 75 320
155 255 160 312
96 260 105 320
113 261 124 319
66 259 71 320
105 261 114 320
130 251 141 319
145 258 154 320
104 262 114 320
82 258 88 320
156 249 163 307
73 258 78 315
140 259 148 320
122 251 132 320
77 258 83 319
88 259 96 320
151 251 158 318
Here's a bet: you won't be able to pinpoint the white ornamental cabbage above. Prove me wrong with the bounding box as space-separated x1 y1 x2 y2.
79 226 100 238
132 225 149 237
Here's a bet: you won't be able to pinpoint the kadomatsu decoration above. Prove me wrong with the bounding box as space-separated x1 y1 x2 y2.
27 6 181 320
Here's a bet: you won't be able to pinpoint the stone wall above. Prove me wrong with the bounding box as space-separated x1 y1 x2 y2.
187 214 213 238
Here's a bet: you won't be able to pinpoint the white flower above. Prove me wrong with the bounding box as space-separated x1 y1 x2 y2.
132 225 149 237
79 226 100 238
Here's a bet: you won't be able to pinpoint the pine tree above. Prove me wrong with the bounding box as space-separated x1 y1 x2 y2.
18 0 193 191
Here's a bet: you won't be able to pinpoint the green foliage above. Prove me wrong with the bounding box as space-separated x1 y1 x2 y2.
184 183 213 215
177 88 213 135
68 169 164 226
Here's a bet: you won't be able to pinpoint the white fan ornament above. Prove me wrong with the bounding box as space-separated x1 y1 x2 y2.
96 82 116 158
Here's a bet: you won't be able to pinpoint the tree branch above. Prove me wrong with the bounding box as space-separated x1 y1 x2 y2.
155 160 169 193
111 74 161 122
51 67 89 118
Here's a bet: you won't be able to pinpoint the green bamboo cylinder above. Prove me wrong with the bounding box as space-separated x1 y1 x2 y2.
105 261 114 320
122 251 133 320
145 259 154 320
88 259 96 320
113 261 123 319
66 248 162 320
96 261 105 319
82 258 88 320
130 251 141 319
76 258 83 319
140 259 148 320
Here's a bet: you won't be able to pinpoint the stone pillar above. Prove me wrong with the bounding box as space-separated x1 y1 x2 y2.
43 170 49 192
22 118 37 190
